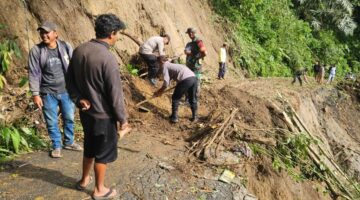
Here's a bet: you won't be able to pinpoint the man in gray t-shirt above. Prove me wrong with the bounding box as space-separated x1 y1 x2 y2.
41 47 66 93
154 56 198 123
28 21 82 158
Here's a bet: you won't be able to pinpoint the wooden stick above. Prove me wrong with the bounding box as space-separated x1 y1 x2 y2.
278 93 358 198
120 31 142 46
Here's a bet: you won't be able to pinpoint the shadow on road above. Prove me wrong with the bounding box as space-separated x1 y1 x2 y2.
0 160 78 190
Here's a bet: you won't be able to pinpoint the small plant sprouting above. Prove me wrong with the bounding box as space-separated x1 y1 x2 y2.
126 64 139 76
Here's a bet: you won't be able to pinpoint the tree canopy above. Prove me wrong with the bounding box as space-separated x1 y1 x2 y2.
210 0 360 77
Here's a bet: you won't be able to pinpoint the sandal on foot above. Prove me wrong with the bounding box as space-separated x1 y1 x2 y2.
92 188 117 200
50 148 62 158
75 176 93 191
63 142 83 151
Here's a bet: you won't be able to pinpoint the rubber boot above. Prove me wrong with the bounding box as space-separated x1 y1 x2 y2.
190 106 198 122
170 101 179 123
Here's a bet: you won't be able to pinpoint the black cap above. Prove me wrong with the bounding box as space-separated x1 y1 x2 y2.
37 21 57 32
185 27 196 34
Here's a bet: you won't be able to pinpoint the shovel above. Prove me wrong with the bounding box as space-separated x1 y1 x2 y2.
135 86 176 111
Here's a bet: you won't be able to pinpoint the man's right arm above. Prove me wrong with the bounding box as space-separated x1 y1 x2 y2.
28 46 41 96
28 46 43 109
65 52 83 108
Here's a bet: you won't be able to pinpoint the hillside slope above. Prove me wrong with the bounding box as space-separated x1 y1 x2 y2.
1 1 360 200
0 0 225 79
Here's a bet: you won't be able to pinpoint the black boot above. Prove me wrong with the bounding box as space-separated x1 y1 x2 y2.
170 101 179 123
190 106 198 122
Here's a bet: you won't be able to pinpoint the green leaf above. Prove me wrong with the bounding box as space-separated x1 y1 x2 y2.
2 127 11 147
20 127 32 135
0 75 6 89
18 77 28 87
131 69 138 75
20 136 29 151
0 147 11 153
9 40 21 58
10 128 20 153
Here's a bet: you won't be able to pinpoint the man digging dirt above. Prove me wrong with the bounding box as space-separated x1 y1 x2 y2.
153 56 198 123
139 34 171 86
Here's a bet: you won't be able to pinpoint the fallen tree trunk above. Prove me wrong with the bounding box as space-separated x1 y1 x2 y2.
120 30 142 46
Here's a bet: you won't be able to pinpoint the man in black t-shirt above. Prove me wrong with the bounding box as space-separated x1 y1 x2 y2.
313 61 321 83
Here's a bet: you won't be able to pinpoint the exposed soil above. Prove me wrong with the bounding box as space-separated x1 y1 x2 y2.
3 75 355 200
1 1 360 200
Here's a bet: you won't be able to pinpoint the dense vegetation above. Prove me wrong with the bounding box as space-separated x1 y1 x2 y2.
0 25 46 160
0 24 22 89
0 125 46 160
210 0 360 77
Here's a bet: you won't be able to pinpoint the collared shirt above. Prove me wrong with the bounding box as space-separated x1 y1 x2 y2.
139 36 165 56
162 62 195 88
219 47 226 63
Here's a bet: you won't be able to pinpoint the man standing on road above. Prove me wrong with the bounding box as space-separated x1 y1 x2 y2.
154 56 198 123
184 27 207 95
28 21 82 158
139 34 170 85
66 14 130 199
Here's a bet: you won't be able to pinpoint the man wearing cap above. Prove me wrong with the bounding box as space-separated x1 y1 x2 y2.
184 27 207 94
139 34 170 85
28 21 82 158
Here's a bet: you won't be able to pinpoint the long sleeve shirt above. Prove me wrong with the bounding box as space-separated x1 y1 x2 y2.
162 62 195 88
139 36 165 56
66 39 127 123
28 40 73 96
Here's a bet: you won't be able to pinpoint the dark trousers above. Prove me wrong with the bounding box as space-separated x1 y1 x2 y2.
172 77 198 117
292 75 303 86
140 53 159 79
218 62 226 79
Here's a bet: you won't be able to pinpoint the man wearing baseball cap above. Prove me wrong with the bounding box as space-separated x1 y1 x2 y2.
184 27 207 96
28 21 82 158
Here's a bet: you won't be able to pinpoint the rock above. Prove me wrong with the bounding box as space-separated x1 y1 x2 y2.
218 169 235 184
210 150 240 165
158 162 175 171
232 185 258 200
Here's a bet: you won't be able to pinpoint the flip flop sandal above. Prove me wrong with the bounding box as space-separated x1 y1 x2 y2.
76 176 93 191
50 149 62 158
92 188 117 200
